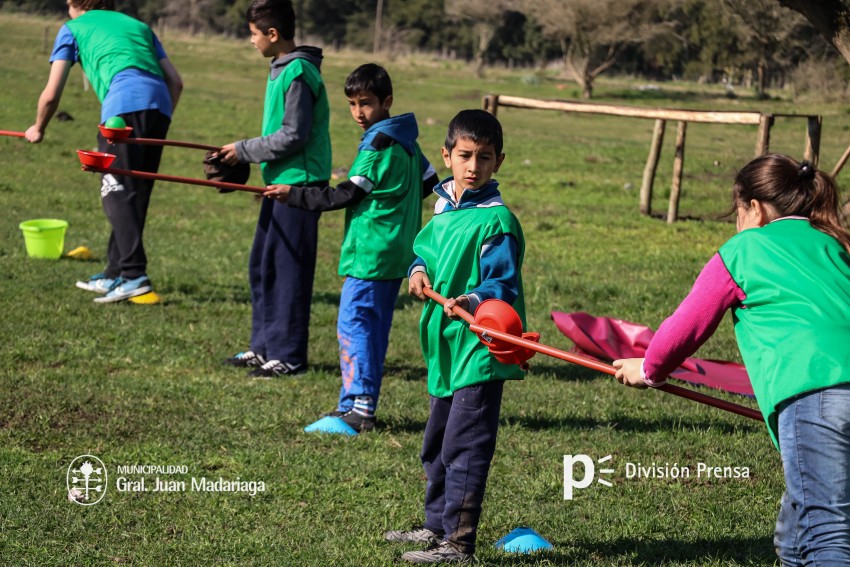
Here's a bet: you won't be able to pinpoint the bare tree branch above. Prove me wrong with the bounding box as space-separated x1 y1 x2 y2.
524 0 674 98
445 0 518 77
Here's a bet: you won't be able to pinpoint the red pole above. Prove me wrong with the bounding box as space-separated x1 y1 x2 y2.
0 130 26 138
80 164 268 195
107 137 221 152
423 287 475 324
422 287 763 422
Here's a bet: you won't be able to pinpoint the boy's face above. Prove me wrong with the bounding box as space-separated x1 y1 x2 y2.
441 138 505 193
347 91 392 131
248 22 277 58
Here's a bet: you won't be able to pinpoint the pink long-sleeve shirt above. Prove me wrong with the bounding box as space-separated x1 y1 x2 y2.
642 253 747 386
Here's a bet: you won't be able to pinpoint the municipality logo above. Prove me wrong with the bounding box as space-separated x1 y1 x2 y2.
67 455 107 505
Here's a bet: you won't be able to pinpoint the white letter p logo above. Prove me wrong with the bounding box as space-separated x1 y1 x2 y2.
564 454 594 500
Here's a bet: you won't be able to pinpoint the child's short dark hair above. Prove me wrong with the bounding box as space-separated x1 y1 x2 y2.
344 63 393 102
247 0 295 40
445 110 503 155
69 0 114 9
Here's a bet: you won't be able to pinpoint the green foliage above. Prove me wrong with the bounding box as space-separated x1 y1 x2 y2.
3 0 845 92
4 12 850 565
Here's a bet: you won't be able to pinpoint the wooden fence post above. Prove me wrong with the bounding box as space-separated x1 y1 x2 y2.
831 143 850 178
640 119 666 216
804 115 822 167
755 114 773 156
667 121 687 224
482 95 499 116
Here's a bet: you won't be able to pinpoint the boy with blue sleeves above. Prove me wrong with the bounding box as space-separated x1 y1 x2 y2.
220 0 331 378
26 0 183 303
264 63 438 431
389 110 526 564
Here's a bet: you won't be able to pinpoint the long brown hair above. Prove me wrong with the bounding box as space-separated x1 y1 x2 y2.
732 153 850 253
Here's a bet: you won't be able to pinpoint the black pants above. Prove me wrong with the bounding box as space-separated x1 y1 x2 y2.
97 109 170 279
421 380 505 554
248 197 321 365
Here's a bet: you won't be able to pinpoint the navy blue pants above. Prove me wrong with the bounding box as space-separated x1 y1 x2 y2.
421 380 504 554
98 109 170 279
249 198 321 366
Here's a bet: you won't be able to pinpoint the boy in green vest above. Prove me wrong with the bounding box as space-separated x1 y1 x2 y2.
263 63 438 432
219 0 331 378
389 110 526 564
26 0 183 303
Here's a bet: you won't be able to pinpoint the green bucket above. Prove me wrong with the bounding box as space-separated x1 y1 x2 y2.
19 219 69 259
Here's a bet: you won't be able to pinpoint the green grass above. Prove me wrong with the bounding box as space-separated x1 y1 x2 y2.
3 12 848 565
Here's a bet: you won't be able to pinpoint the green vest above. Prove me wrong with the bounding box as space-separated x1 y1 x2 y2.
414 204 526 397
260 58 331 185
719 219 850 449
338 142 425 279
65 10 163 102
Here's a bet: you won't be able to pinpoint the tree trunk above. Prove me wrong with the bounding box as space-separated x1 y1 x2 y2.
189 0 197 35
373 0 384 53
473 23 495 78
778 0 850 63
562 39 593 99
756 58 767 99
778 0 850 205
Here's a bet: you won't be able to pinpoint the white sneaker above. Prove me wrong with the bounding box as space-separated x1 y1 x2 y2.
75 272 116 294
93 275 152 304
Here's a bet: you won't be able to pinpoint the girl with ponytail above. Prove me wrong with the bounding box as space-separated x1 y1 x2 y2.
613 153 850 564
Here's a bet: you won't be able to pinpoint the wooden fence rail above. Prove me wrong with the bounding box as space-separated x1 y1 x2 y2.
482 94 821 222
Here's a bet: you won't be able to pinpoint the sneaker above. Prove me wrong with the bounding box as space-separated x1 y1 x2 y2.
401 542 472 564
385 527 441 545
223 351 266 368
75 272 116 294
93 275 152 304
337 408 375 433
249 360 306 379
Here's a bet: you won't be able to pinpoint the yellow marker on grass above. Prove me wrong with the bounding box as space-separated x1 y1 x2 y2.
129 291 162 305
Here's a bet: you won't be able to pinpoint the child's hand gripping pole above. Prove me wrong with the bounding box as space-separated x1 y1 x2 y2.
422 288 763 422
422 287 540 368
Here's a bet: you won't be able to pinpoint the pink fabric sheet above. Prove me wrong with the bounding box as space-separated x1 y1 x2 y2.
550 311 754 396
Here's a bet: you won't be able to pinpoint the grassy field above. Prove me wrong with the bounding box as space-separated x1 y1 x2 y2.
3 12 849 566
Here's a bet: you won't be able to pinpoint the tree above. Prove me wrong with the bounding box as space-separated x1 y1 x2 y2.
722 0 809 98
776 1 850 208
445 0 518 77
659 0 748 83
778 1 850 65
524 0 675 99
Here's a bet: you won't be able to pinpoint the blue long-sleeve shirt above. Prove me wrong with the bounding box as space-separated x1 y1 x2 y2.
409 178 520 311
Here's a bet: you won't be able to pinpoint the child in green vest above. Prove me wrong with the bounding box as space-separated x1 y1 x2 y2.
219 0 332 378
26 0 183 303
387 110 526 564
614 153 850 565
263 63 438 432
